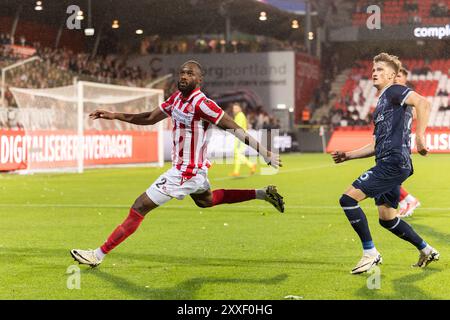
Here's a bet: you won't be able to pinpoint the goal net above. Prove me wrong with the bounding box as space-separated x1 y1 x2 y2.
8 81 164 173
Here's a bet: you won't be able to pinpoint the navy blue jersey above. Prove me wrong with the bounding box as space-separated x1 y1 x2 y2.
373 84 413 169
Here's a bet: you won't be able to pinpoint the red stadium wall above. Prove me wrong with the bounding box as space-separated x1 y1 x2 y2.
0 130 159 171
294 53 321 124
0 17 85 52
327 128 450 153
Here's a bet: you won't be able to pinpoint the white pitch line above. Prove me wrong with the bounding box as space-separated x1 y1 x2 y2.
211 163 338 181
0 203 449 211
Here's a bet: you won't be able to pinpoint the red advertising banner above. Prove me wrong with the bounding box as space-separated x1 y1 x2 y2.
0 130 159 171
294 53 321 124
7 45 37 58
327 128 450 153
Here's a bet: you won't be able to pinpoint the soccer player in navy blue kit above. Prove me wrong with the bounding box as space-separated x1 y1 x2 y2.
332 53 439 274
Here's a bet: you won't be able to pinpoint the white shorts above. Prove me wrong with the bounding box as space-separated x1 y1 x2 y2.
146 167 211 206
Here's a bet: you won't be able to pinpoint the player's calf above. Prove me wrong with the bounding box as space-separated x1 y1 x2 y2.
70 206 147 266
340 194 376 255
379 217 424 247
197 187 284 213
379 217 439 266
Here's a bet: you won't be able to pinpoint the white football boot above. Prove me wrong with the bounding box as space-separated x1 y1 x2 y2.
70 249 103 267
412 248 440 268
351 252 382 274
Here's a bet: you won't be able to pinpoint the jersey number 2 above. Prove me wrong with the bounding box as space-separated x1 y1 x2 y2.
155 178 167 189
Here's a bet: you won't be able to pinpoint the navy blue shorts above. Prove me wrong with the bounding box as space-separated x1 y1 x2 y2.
352 162 412 209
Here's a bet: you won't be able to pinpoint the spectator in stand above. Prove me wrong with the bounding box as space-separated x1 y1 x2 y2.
330 109 342 128
431 1 449 17
0 33 12 45
437 88 449 96
404 0 419 12
301 107 311 124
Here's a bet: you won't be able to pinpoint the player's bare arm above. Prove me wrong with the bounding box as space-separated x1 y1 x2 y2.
332 141 375 164
89 107 167 125
217 112 282 169
405 91 431 156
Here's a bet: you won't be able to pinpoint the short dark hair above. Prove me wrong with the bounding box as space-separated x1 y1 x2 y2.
399 68 409 76
182 60 203 75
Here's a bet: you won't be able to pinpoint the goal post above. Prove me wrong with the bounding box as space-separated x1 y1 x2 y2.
7 81 164 173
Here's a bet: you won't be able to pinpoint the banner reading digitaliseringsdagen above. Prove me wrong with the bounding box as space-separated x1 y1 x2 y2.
0 130 159 171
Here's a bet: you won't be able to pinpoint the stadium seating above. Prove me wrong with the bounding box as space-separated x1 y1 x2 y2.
352 0 450 26
0 43 155 108
331 58 450 127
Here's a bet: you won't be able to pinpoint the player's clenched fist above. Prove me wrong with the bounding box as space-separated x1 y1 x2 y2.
415 136 428 156
89 110 115 120
331 151 348 163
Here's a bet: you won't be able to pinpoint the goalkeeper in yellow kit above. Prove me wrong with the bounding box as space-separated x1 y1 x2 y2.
230 104 257 177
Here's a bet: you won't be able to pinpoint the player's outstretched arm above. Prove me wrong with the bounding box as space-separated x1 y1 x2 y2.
89 108 167 125
331 140 375 164
405 92 431 156
217 113 282 169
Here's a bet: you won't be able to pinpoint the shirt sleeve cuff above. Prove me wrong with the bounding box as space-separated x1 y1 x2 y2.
400 91 414 106
214 110 225 125
159 104 170 116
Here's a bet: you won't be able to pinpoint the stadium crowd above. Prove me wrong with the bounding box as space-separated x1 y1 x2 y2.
354 0 449 16
0 42 153 109
140 36 307 55
352 0 449 26
1 40 282 130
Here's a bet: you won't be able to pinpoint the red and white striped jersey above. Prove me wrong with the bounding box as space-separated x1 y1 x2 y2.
159 88 225 178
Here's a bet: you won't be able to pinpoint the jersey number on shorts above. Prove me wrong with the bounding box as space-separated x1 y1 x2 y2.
359 170 373 181
155 178 167 189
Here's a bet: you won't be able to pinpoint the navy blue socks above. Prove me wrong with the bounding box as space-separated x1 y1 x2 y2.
340 194 375 251
379 217 427 250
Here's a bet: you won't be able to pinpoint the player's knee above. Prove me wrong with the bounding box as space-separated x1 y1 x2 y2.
379 218 398 229
339 194 358 208
195 199 213 208
131 198 152 215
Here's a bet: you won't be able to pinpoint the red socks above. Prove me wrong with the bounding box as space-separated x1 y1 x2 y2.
100 208 145 254
99 191 256 254
399 187 409 202
212 189 256 206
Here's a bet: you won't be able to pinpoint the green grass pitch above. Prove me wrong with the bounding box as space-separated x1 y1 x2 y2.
1 153 449 299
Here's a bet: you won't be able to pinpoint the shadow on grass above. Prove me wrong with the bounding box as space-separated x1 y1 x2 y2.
353 221 447 299
0 247 337 270
85 269 287 299
355 264 440 300
407 222 450 247
0 247 291 299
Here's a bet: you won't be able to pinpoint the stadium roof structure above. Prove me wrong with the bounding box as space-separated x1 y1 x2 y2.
0 0 315 41
257 0 308 15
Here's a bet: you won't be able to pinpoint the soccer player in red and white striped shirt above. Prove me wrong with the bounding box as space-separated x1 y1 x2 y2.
71 60 285 267
395 68 421 218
